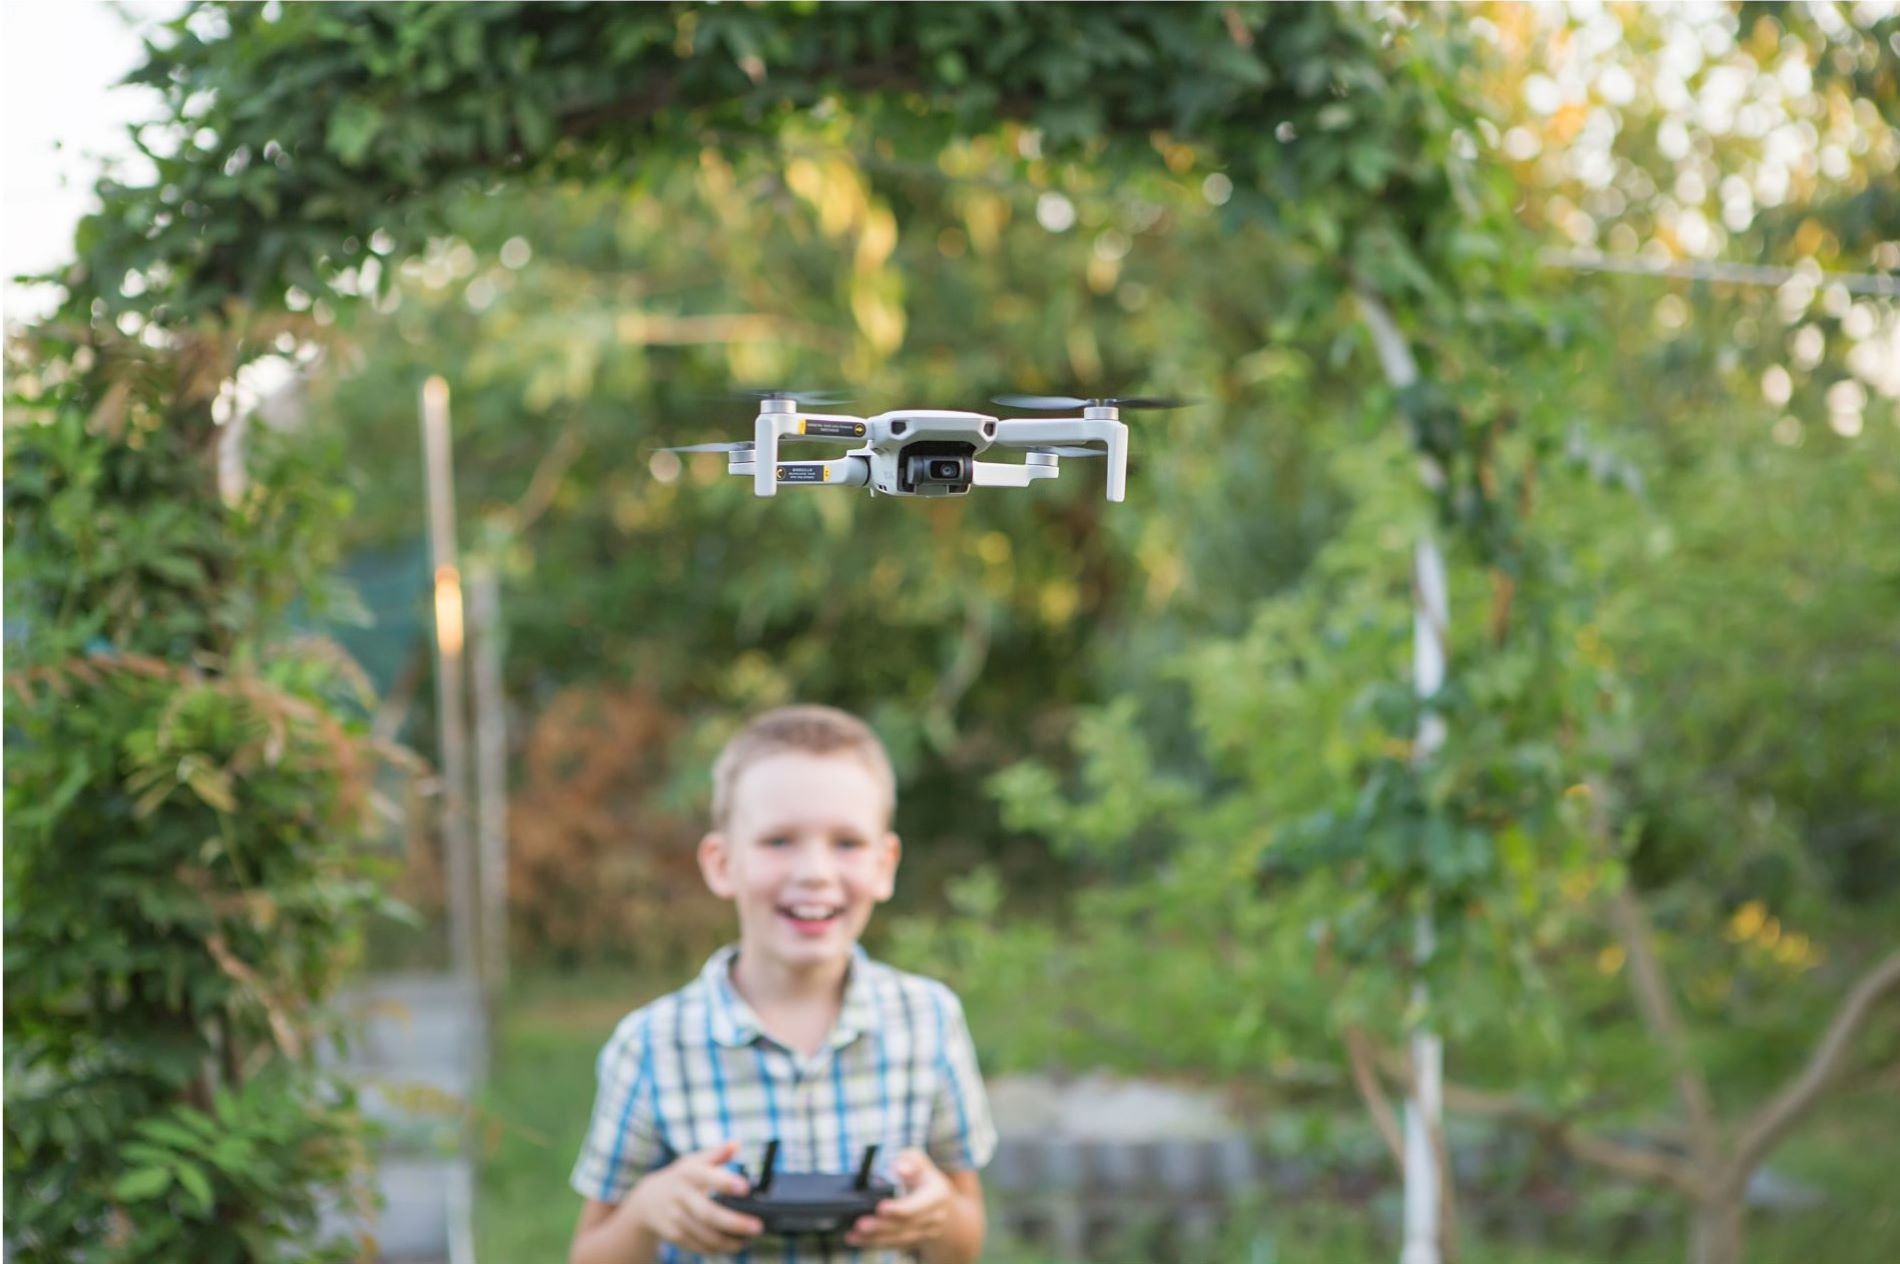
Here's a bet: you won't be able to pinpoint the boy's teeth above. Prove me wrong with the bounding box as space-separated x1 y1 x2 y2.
787 905 835 920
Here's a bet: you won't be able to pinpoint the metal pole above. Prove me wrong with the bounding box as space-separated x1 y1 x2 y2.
1356 289 1446 1264
470 559 510 994
1403 540 1448 1264
421 376 479 986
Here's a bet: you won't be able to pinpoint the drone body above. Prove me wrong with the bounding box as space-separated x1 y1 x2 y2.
668 393 1156 502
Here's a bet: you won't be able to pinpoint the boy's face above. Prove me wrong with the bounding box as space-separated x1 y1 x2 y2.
699 750 899 974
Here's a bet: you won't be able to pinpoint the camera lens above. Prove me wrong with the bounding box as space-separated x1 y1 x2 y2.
931 459 960 481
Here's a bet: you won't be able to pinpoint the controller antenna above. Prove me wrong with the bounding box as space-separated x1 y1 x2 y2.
757 1139 779 1193
853 1144 880 1191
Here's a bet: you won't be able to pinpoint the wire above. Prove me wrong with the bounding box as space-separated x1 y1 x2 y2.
1540 249 1899 297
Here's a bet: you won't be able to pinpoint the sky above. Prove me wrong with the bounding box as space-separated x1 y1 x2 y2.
2 1 172 325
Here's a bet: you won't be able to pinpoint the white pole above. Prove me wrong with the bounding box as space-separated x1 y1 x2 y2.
421 376 480 987
1404 541 1448 1264
470 559 510 994
1356 289 1446 1264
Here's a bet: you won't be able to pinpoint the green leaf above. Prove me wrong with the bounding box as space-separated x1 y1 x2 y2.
113 1166 174 1201
1315 102 1356 130
180 758 239 814
136 1119 208 1152
175 1162 215 1216
146 552 208 586
326 98 383 166
513 99 553 155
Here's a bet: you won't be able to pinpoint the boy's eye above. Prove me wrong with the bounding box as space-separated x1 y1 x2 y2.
762 835 792 848
834 835 865 850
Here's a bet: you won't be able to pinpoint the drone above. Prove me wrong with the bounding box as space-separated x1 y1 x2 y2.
662 390 1190 502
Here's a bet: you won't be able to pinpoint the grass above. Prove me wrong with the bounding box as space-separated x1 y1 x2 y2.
472 967 671 1261
474 969 1900 1263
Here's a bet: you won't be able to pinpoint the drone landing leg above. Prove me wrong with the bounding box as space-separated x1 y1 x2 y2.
990 418 1128 501
752 407 805 497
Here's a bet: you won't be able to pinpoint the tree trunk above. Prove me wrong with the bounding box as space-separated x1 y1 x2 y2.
1688 1192 1744 1264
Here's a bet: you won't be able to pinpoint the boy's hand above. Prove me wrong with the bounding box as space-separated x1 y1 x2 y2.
844 1149 953 1250
626 1139 764 1255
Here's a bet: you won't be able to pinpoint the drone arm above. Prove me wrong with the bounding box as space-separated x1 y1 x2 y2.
752 414 871 495
730 453 870 488
970 459 1058 489
991 418 1129 502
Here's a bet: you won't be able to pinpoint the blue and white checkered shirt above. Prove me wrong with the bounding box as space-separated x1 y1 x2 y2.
571 945 996 1263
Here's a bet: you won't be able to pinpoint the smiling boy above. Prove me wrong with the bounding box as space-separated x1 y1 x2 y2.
568 705 995 1264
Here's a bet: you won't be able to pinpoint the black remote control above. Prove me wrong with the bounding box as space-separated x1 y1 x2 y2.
714 1141 896 1236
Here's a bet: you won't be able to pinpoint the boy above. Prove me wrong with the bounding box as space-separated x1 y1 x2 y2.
568 705 995 1264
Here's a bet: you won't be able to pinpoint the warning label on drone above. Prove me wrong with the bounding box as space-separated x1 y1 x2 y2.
777 464 830 483
800 420 866 438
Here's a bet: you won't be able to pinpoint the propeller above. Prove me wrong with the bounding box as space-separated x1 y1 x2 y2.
1025 445 1105 458
729 387 855 406
662 440 757 454
663 428 854 453
994 393 1193 412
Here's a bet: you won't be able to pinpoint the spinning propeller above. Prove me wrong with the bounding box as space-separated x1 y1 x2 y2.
993 393 1193 412
662 440 759 453
729 387 854 406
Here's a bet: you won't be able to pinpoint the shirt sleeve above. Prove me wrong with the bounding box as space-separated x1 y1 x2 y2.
923 986 997 1173
569 1011 665 1202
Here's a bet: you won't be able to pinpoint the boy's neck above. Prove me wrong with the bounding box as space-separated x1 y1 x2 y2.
729 946 852 1024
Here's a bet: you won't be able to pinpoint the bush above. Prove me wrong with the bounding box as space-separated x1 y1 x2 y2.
4 349 403 1261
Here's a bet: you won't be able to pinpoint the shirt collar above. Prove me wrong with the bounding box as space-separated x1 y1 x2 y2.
702 943 880 1051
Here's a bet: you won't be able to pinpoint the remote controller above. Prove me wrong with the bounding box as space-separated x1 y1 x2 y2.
714 1140 896 1236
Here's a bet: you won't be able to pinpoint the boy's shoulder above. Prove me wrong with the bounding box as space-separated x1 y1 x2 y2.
849 952 971 1029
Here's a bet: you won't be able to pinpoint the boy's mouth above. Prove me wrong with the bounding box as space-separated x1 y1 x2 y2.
777 902 844 935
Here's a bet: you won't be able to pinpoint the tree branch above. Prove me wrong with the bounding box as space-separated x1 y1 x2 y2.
1730 948 1900 1181
1374 1046 1707 1199
510 421 584 537
1579 779 1723 1174
1344 1025 1407 1173
1605 879 1723 1173
930 592 993 729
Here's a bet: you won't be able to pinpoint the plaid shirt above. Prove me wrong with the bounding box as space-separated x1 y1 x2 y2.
571 945 996 1263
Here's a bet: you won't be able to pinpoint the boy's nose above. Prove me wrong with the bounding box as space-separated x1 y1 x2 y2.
788 838 840 879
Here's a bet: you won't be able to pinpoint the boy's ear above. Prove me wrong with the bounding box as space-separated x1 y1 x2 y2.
874 830 901 902
698 832 737 899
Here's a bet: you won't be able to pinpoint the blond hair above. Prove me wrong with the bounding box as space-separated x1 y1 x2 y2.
709 705 896 829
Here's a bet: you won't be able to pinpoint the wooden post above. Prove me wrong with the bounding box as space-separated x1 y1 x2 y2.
470 559 510 994
421 376 479 987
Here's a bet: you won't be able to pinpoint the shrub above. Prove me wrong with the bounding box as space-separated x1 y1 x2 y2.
5 342 403 1261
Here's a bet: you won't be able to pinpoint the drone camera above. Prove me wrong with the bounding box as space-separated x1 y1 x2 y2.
899 444 975 495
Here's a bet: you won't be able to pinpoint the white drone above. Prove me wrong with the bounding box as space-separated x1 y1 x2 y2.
663 390 1189 502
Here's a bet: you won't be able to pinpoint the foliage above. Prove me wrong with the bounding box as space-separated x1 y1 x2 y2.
507 685 729 970
157 0 1525 966
67 2 1498 328
894 7 1900 1259
3 343 403 1260
14 2 1900 1261
296 128 1364 957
